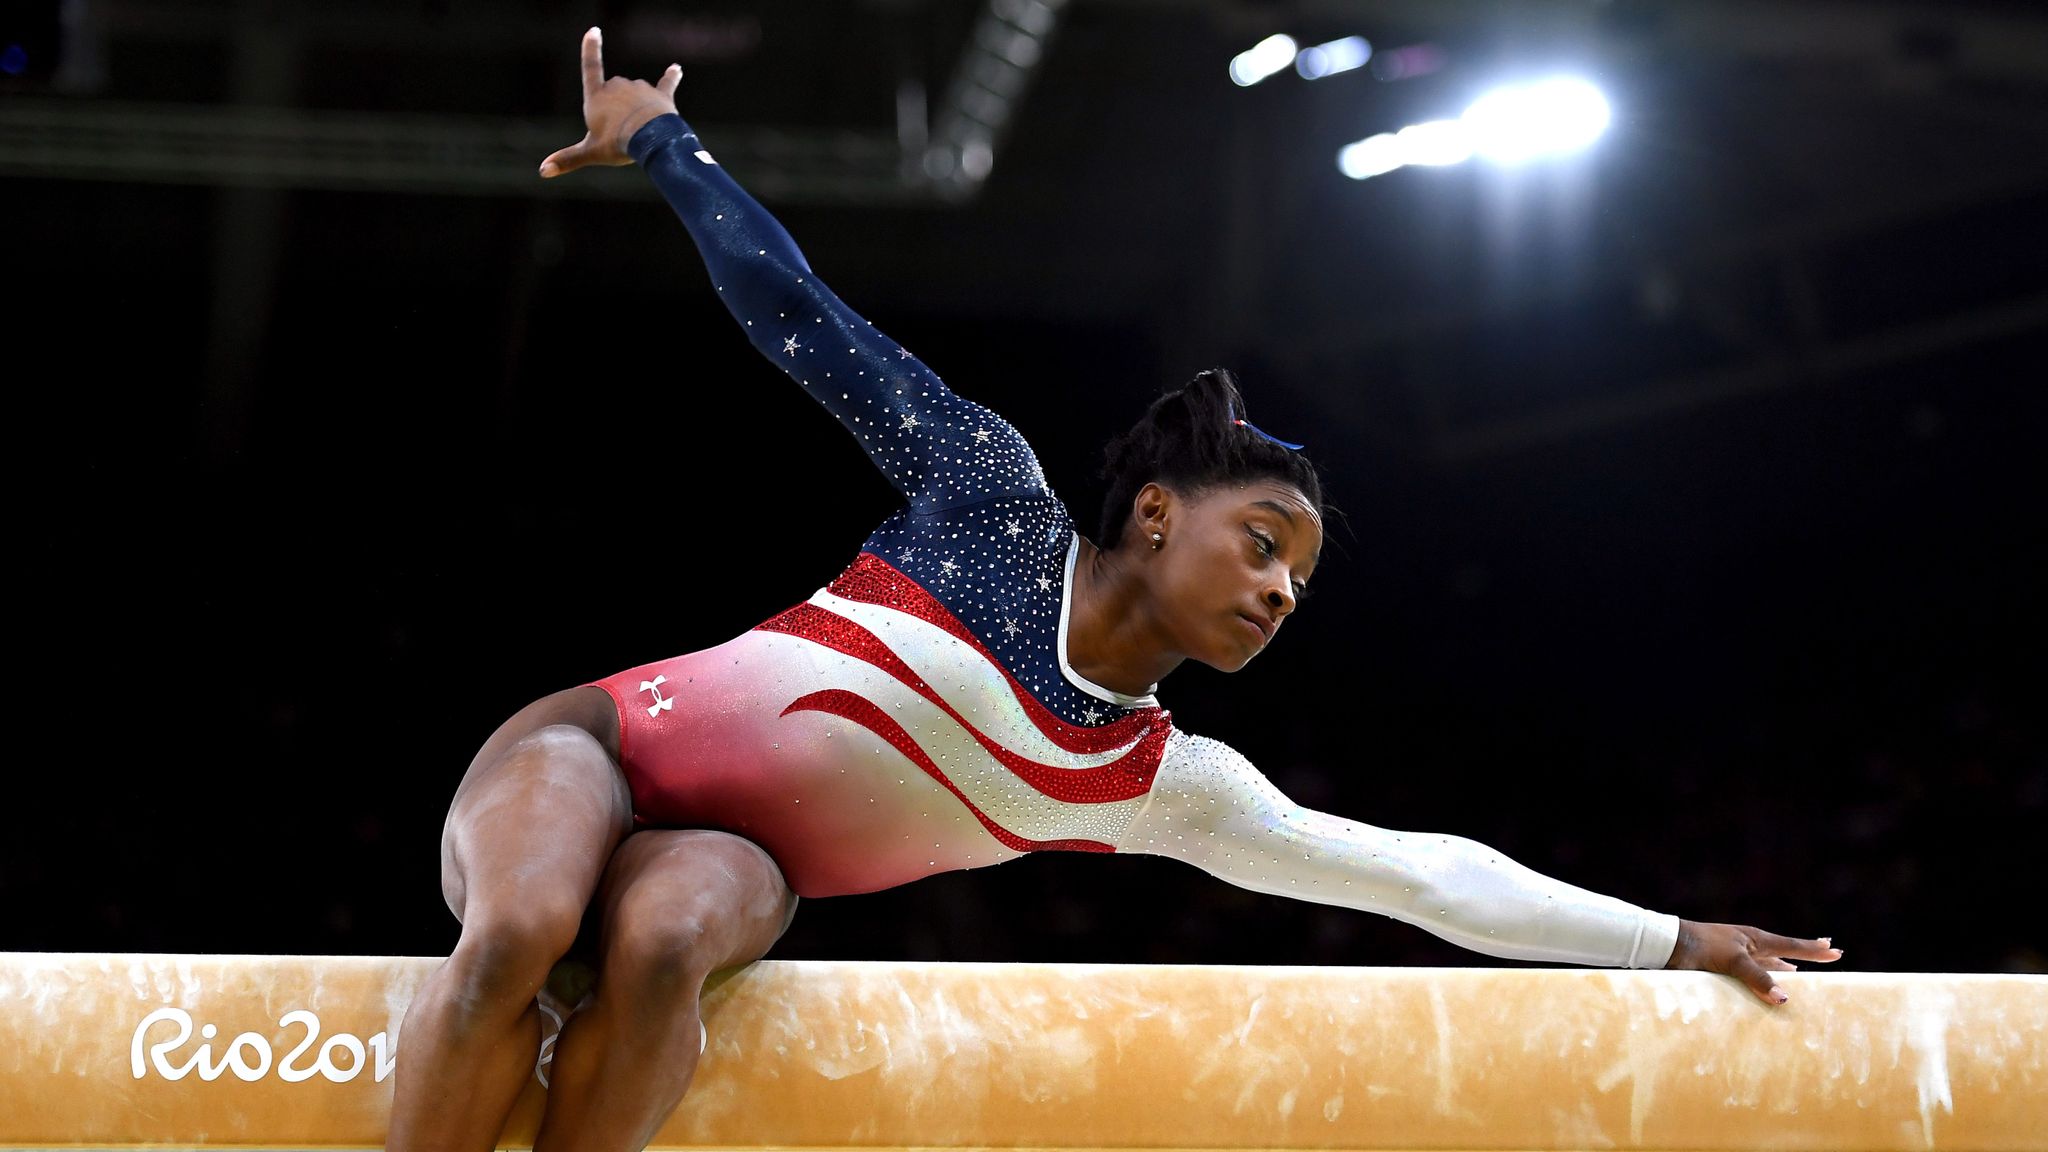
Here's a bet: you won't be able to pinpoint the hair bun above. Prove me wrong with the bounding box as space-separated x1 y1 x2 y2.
1094 367 1323 549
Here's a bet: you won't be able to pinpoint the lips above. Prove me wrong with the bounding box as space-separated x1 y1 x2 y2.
1238 613 1273 643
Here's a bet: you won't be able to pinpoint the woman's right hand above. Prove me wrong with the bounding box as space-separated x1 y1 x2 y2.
539 27 681 178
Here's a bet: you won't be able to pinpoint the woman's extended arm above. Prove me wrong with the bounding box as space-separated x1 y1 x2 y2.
1118 731 1841 1001
539 29 1047 513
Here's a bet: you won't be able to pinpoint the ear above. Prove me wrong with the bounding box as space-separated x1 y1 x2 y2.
1132 482 1172 535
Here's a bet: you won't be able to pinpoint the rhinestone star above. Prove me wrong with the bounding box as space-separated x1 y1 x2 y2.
1035 576 1054 592
897 346 914 358
1082 706 1103 725
972 428 993 444
938 558 960 578
1003 518 1025 537
899 412 920 430
1002 618 1022 639
898 548 917 562
782 335 800 356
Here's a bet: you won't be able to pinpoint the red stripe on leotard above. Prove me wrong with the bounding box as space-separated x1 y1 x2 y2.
756 600 1168 804
821 552 1161 751
780 689 1115 855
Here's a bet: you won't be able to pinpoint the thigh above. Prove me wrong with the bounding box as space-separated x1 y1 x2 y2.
440 684 634 925
592 829 799 978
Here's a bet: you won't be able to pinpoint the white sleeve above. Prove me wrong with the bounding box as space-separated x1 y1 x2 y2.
1114 730 1680 969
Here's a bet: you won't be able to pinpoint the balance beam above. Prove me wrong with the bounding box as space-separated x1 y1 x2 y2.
1 954 2041 1151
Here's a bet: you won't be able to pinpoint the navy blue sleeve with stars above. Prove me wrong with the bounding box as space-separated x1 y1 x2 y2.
633 112 1157 733
631 113 1049 514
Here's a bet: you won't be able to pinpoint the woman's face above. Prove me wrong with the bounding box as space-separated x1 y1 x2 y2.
1142 479 1322 672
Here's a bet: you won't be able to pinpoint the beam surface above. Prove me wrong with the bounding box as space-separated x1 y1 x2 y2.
1 954 2042 1150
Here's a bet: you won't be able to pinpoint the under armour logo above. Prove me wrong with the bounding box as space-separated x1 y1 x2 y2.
640 674 675 717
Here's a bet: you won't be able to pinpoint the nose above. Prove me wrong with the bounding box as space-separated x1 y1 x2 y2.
1263 584 1295 618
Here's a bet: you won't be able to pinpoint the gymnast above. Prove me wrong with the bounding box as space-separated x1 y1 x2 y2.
386 28 1843 1152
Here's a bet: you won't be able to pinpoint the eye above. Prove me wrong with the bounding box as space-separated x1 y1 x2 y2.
1250 526 1312 601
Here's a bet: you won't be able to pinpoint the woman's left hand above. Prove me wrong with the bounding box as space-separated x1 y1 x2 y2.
1665 919 1843 1005
539 27 681 178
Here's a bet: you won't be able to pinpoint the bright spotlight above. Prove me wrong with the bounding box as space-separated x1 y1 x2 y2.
1337 73 1611 180
1337 133 1403 179
1461 76 1611 164
1229 34 1299 87
1296 36 1371 81
1395 119 1473 167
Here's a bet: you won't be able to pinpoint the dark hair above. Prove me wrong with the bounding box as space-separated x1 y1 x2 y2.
1095 367 1326 549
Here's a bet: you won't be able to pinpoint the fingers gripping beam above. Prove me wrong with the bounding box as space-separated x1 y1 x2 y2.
1 954 2043 1151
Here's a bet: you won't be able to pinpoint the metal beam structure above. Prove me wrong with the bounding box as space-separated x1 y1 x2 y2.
922 0 1070 200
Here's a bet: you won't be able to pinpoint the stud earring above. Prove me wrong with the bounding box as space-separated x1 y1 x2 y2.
1150 532 1163 550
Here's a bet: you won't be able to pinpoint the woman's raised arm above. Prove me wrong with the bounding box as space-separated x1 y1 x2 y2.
539 28 1048 514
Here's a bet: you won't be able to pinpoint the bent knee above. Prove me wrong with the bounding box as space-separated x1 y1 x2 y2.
606 900 723 990
497 685 619 750
447 896 589 1005
502 722 611 770
606 888 786 990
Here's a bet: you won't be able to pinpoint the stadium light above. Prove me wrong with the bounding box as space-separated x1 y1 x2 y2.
1229 34 1299 87
1336 133 1404 180
1296 36 1371 81
1394 119 1473 166
1337 75 1612 180
1462 77 1611 164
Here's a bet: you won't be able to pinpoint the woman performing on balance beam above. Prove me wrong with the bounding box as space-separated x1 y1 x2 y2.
386 28 1842 1152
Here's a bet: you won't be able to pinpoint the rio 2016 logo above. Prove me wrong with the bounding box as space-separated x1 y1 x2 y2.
130 1007 397 1084
130 1004 566 1086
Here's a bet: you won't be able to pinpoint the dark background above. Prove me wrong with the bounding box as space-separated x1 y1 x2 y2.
5 0 2042 973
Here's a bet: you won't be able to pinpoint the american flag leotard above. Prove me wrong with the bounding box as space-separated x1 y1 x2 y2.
586 113 1680 970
